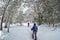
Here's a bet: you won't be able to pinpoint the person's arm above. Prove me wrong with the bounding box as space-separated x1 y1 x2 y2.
31 26 34 30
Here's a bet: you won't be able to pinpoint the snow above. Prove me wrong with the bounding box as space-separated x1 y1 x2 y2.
4 27 32 40
0 1 5 7
23 7 29 13
0 31 2 37
38 25 60 40
1 23 60 40
2 23 5 27
0 31 6 40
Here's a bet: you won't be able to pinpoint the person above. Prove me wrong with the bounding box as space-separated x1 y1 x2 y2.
31 23 38 40
28 22 29 27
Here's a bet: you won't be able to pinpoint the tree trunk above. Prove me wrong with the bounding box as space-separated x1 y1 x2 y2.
5 13 10 28
7 14 11 32
7 22 10 32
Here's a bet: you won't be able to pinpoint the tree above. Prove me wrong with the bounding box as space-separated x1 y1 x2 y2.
4 0 18 28
0 0 11 30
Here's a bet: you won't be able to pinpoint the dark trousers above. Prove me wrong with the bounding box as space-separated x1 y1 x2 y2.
32 31 37 40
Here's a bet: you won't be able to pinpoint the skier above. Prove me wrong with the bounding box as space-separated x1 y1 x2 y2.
31 23 38 40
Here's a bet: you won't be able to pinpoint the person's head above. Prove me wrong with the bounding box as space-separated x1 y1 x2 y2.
34 23 36 26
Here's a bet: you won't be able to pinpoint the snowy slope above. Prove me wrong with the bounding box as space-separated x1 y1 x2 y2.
1 23 60 40
5 27 32 40
38 24 60 40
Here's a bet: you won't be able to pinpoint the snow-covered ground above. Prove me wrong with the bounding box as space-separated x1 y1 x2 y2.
0 23 60 40
38 24 60 40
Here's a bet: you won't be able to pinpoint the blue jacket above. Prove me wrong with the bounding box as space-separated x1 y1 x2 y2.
31 25 38 32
